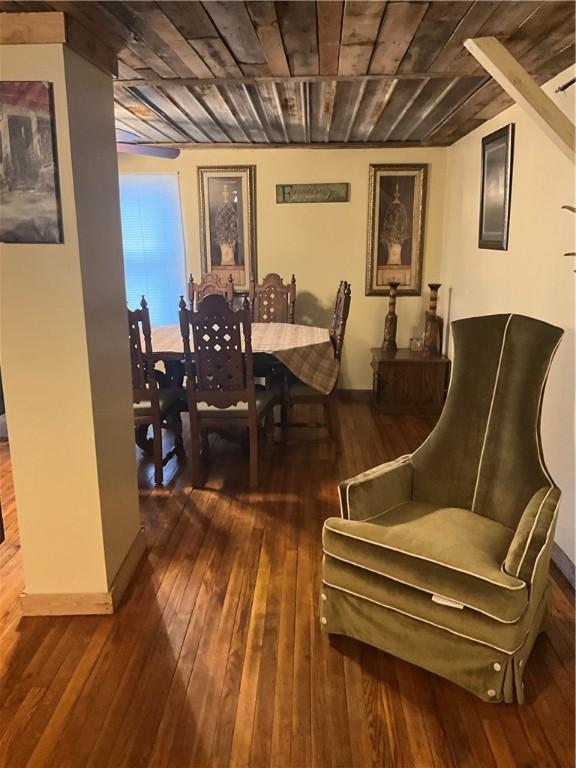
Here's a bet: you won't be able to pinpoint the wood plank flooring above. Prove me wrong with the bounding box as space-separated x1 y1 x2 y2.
0 399 574 768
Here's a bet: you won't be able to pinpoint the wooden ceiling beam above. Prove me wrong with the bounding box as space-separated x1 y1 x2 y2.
132 141 440 149
465 36 575 163
114 72 486 87
0 11 117 74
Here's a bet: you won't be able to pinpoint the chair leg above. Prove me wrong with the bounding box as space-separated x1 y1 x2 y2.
249 415 259 489
281 370 289 435
152 418 163 485
173 412 185 460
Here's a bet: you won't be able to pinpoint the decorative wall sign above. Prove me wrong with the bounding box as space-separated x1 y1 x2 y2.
479 124 514 250
276 183 349 203
366 164 427 296
0 81 63 244
198 165 257 292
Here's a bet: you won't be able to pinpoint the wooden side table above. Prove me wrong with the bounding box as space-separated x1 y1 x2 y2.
371 348 451 416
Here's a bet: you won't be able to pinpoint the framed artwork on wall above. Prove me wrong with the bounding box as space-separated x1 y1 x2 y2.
276 183 349 203
479 123 514 250
366 164 427 296
0 81 63 244
197 165 257 292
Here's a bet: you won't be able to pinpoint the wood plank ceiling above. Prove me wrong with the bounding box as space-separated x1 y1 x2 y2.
3 1 575 146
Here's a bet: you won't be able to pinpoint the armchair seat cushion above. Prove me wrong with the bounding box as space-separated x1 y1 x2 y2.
133 388 182 419
322 557 530 654
323 503 528 624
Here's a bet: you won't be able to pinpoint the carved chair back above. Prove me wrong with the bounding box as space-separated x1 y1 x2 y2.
329 282 352 361
127 296 158 406
250 272 296 323
179 293 256 410
188 272 234 311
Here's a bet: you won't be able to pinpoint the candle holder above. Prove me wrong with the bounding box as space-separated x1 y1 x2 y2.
422 283 441 356
381 281 400 353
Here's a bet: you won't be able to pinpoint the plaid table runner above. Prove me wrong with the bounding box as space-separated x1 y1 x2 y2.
150 323 339 395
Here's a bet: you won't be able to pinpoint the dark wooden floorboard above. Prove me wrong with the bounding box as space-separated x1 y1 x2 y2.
0 400 573 767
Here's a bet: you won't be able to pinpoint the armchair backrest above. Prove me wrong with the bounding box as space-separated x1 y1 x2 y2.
411 314 563 529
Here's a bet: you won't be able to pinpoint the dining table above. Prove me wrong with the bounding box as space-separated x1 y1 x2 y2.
149 322 339 396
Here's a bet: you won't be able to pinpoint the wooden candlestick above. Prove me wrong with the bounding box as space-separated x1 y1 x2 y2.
382 281 400 353
422 283 441 356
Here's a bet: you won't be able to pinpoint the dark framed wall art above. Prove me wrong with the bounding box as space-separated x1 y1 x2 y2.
366 164 428 296
479 123 515 250
197 165 257 292
0 81 63 244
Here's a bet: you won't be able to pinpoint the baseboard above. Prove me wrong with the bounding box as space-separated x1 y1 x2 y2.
337 389 372 403
20 528 147 616
552 543 575 589
20 591 115 616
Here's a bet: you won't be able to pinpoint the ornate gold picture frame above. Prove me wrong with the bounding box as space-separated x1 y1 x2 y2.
366 164 427 296
198 165 257 292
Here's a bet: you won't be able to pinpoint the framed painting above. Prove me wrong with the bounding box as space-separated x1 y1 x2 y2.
0 81 63 244
366 164 427 296
479 124 514 250
198 165 257 292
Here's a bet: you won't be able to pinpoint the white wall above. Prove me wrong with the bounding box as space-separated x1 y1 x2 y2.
0 44 140 595
441 66 575 564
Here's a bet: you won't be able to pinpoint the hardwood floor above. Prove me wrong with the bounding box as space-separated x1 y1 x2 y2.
0 399 574 768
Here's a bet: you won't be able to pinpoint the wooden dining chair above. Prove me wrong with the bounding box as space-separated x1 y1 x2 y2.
188 272 234 311
279 282 351 448
129 296 184 485
178 293 274 489
250 272 296 323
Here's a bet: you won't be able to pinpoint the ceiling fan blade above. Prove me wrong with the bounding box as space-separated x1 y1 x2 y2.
116 143 180 159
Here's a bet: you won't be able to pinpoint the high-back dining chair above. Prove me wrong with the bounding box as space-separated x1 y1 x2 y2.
188 272 234 311
128 296 183 485
279 282 351 448
178 294 273 489
329 281 351 361
250 273 296 323
321 313 563 703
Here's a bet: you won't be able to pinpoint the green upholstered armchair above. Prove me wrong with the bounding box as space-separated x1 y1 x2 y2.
321 314 564 703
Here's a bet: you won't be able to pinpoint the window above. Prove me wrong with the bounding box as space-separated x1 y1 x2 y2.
119 173 187 325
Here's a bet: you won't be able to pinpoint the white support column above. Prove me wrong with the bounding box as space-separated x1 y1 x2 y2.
0 36 143 615
464 36 576 164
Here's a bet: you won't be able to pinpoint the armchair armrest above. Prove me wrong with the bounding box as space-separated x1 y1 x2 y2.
338 455 413 521
504 486 561 583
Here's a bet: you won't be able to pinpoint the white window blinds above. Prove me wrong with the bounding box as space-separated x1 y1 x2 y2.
119 173 187 325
